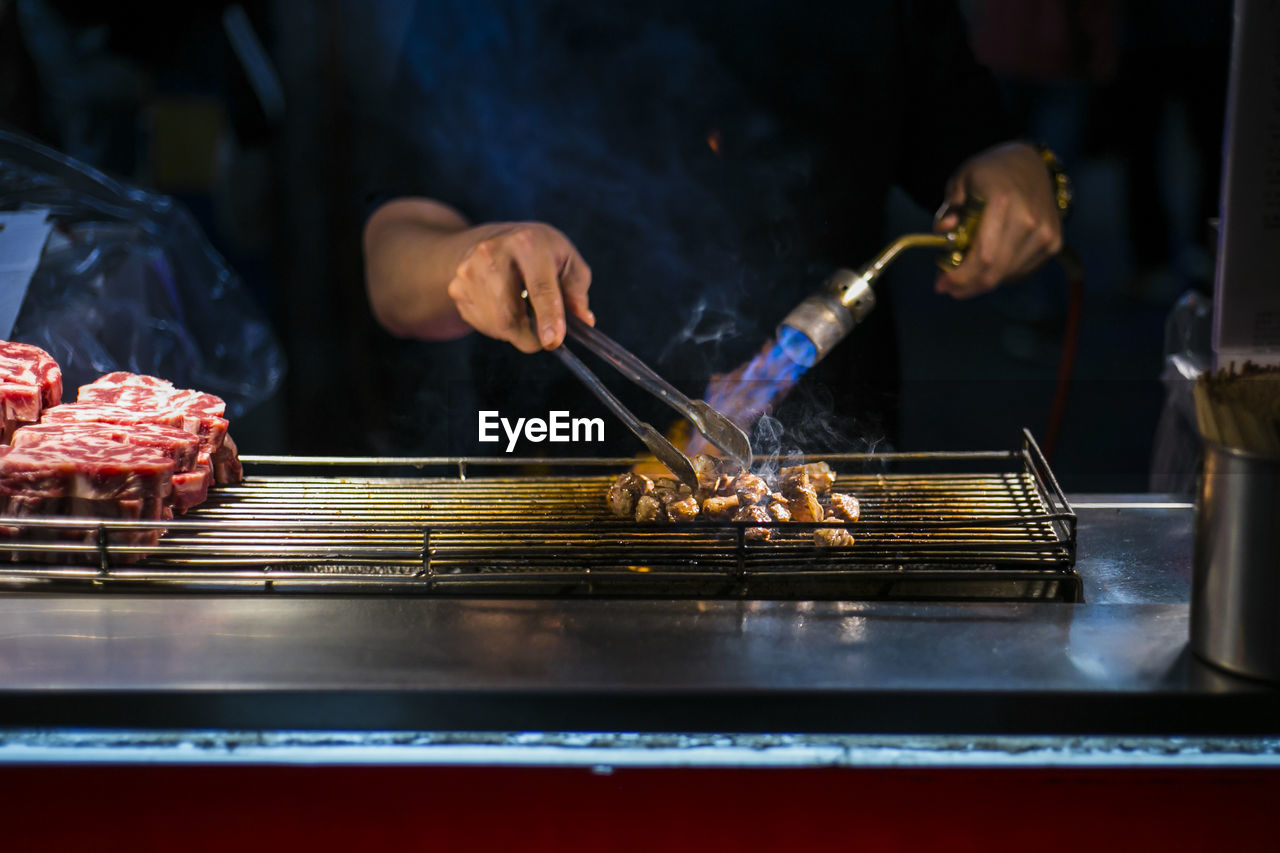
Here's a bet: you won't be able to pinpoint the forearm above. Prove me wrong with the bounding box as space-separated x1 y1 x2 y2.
362 198 498 340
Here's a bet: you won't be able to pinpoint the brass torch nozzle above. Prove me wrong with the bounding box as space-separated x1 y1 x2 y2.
778 198 984 363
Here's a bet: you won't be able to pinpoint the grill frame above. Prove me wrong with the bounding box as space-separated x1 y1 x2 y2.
0 429 1078 600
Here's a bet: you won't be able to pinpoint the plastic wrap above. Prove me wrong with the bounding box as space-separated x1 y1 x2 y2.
1149 289 1212 493
0 128 284 417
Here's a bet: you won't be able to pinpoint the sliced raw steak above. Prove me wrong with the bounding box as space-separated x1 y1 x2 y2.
0 493 168 551
12 421 200 473
11 421 209 513
0 341 63 440
40 402 191 433
74 373 236 481
0 439 174 555
211 433 243 485
0 442 174 504
171 469 212 513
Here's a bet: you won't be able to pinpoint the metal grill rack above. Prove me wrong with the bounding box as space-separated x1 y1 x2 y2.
0 430 1078 600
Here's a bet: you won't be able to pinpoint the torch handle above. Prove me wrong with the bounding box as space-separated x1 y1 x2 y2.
937 195 985 270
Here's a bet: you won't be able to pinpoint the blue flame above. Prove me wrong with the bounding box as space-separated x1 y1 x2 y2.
686 325 820 457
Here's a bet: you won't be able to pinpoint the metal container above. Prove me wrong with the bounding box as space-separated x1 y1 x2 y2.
1191 442 1280 681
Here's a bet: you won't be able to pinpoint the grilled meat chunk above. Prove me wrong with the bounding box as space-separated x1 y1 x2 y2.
788 492 823 523
813 524 855 547
667 494 700 522
734 504 773 542
692 454 722 496
634 494 664 522
607 472 654 519
652 480 692 521
732 472 770 506
733 504 771 523
614 459 859 541
654 477 689 495
783 472 824 523
827 492 861 523
767 500 792 522
781 462 836 495
701 494 740 521
655 483 692 505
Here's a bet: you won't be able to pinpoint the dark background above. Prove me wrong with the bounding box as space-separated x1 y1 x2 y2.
0 0 1232 492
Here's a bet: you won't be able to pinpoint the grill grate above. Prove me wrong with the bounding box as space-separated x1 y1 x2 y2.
0 430 1078 600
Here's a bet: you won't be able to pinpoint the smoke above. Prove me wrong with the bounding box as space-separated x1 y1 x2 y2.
747 413 797 482
748 390 891 478
658 297 741 364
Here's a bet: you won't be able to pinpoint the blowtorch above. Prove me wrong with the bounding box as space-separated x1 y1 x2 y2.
777 199 984 366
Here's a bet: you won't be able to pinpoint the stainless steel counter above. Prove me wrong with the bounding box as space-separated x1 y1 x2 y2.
1 496 1277 766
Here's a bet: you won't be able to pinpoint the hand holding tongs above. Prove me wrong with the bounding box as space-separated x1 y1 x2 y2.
547 313 753 486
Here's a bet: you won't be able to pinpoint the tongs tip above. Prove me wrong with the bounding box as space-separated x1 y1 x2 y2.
688 401 753 470
555 313 752 484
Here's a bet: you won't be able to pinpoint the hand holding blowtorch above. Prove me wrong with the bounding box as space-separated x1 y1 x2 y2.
934 140 1068 299
777 140 1068 365
778 198 984 366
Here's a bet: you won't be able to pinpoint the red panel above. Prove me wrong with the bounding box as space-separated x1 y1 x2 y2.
0 766 1275 851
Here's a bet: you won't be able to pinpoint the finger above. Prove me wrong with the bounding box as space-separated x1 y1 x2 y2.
484 259 544 353
934 212 959 234
560 248 595 326
450 238 545 352
506 321 544 354
944 195 1011 298
508 230 567 349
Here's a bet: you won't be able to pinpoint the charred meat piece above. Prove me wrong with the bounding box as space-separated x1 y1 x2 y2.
734 503 774 542
613 458 860 543
701 494 740 521
667 494 701 522
783 472 824 523
732 472 770 506
733 504 770 524
607 472 654 519
767 500 792 522
827 492 861 523
654 477 690 495
653 480 692 518
634 494 664 523
692 454 722 496
813 522 855 547
655 484 693 505
781 462 836 495
606 483 635 519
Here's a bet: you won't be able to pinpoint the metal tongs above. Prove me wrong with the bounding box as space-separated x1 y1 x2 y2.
549 313 753 486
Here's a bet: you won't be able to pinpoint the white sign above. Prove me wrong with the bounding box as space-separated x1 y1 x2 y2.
0 210 53 339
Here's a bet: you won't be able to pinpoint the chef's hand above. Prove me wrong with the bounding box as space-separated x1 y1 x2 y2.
364 198 593 352
450 222 594 353
933 141 1063 299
